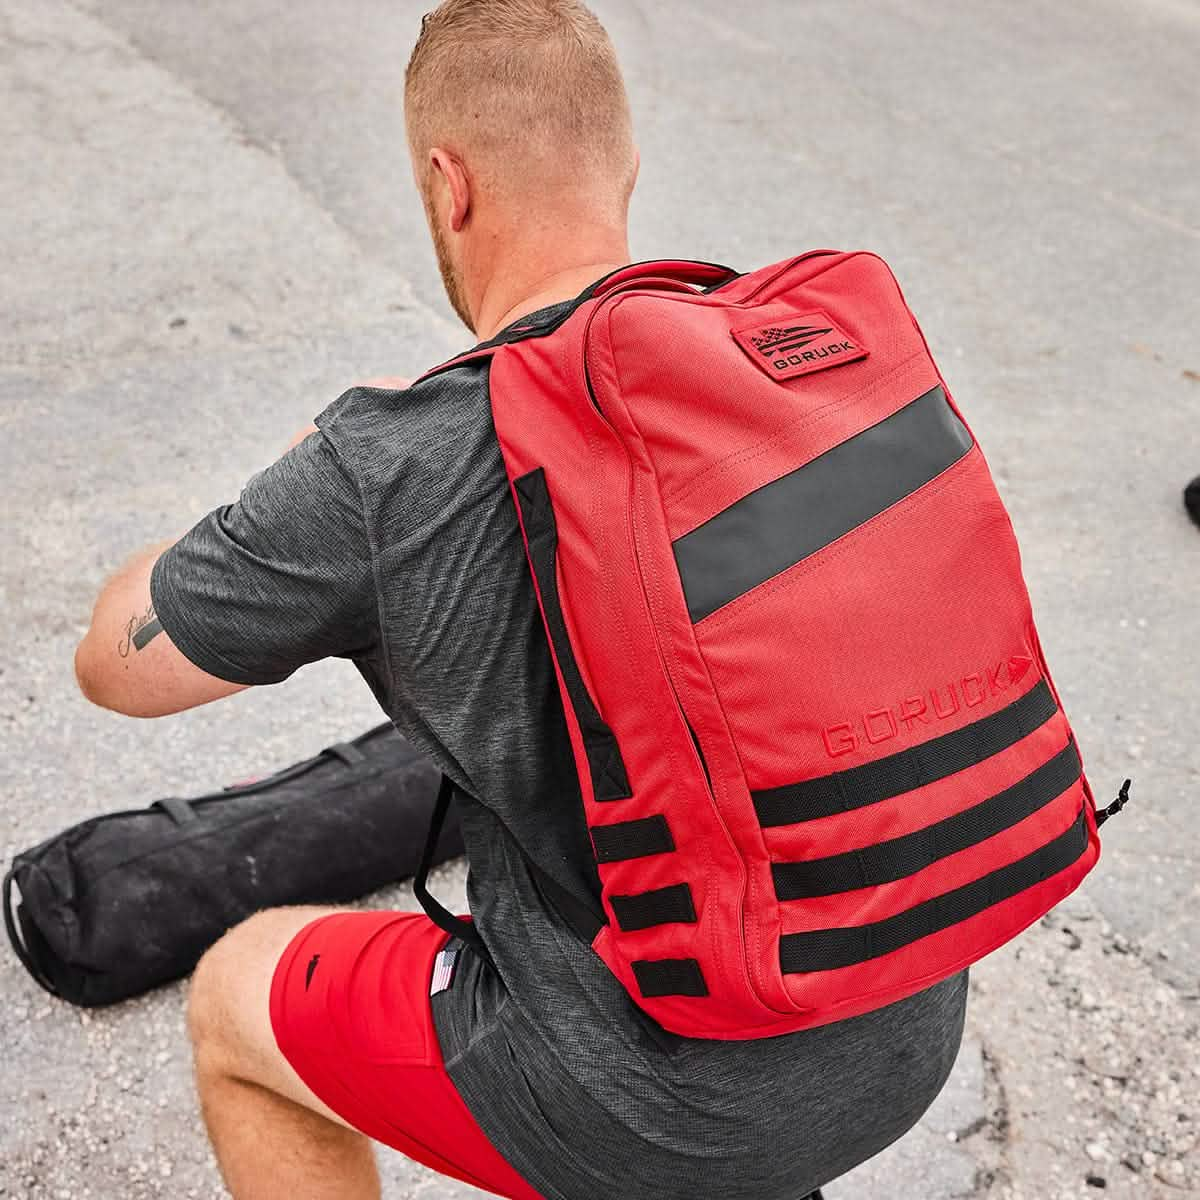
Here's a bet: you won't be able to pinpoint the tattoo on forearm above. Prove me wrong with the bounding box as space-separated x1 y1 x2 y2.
118 604 164 657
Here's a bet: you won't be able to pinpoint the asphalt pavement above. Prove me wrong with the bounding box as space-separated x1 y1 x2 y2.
1 1 1197 1197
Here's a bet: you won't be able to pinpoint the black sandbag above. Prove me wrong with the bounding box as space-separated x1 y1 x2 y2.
4 723 463 1007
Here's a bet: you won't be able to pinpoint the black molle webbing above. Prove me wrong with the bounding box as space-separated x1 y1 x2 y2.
513 467 631 802
591 815 675 864
610 883 697 932
778 805 1090 974
772 738 1082 900
632 957 708 998
754 678 1058 827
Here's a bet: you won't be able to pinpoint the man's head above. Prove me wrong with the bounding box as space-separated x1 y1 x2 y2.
405 0 638 332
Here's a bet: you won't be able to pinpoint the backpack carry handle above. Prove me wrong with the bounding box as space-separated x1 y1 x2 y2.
588 259 739 300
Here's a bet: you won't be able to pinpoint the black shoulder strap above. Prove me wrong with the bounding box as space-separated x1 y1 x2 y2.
413 775 609 969
412 775 496 969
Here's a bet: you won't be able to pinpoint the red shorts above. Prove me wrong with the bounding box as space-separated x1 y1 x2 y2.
269 909 544 1200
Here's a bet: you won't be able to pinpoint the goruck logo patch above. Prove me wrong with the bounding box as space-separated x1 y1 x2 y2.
733 310 868 380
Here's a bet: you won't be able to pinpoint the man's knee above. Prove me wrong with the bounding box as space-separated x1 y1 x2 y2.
187 905 333 1059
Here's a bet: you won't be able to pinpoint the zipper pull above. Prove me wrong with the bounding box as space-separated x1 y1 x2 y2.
1096 778 1132 827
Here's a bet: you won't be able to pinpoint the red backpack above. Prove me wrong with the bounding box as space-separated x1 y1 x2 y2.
413 252 1129 1040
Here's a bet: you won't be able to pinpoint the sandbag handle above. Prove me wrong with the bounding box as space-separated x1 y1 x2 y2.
323 741 367 766
412 775 495 970
3 867 61 999
151 796 198 825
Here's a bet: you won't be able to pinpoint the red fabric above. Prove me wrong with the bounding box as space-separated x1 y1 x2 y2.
485 251 1101 1039
269 910 544 1200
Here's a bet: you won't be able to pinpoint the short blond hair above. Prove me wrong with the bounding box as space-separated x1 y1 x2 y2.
405 0 636 211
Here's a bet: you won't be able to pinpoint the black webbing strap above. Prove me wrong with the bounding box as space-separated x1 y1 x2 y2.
590 814 675 864
513 468 631 802
413 775 495 969
610 882 697 932
524 857 607 944
754 678 1058 827
632 957 709 998
779 804 1090 974
772 738 1082 901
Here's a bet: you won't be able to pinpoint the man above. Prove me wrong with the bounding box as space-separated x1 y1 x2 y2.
75 3 968 1198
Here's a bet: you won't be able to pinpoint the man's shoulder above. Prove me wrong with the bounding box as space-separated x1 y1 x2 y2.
310 358 502 517
316 357 494 451
319 357 487 434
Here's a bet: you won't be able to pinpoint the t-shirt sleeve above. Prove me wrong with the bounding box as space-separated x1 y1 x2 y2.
149 429 379 686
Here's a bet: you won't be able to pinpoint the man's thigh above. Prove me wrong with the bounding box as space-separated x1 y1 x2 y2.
189 903 359 1130
194 905 543 1198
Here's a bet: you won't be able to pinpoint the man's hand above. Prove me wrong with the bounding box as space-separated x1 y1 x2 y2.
75 541 248 718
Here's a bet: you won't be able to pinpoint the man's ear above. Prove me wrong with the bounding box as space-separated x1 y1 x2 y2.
428 147 471 232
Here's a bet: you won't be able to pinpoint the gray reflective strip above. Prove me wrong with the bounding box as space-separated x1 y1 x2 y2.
673 386 972 623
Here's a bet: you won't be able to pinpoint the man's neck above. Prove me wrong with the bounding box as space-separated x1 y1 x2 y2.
469 236 632 342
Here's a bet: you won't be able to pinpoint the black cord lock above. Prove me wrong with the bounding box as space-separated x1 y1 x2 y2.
1096 778 1132 827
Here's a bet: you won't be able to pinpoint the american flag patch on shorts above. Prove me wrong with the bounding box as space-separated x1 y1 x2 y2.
430 942 461 995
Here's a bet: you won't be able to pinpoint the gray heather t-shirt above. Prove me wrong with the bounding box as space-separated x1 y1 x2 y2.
151 297 969 1200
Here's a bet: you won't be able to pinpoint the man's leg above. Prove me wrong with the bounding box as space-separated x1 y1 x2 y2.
187 905 380 1200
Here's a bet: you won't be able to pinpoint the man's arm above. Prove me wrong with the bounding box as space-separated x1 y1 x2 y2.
74 403 392 720
74 539 249 718
75 379 406 721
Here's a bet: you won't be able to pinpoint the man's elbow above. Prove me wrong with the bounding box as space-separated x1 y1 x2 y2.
74 635 144 716
75 635 113 710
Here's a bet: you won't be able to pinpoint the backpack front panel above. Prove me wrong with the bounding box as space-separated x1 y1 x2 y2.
583 252 1098 1034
